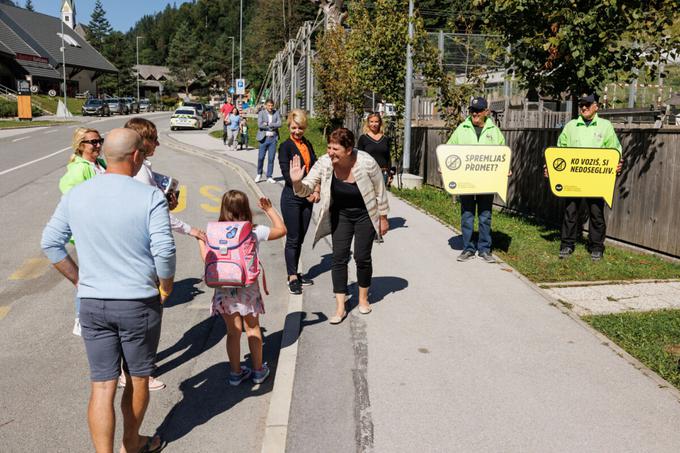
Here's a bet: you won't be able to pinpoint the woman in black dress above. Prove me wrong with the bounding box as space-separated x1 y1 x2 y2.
357 112 392 187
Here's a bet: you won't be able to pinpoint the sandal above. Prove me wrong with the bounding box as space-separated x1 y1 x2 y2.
329 311 347 325
138 434 164 453
358 305 372 315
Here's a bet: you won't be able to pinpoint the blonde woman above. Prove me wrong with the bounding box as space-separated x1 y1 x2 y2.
277 109 319 295
357 112 392 186
59 127 106 194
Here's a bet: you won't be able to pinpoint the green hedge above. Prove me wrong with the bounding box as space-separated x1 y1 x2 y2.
0 99 42 118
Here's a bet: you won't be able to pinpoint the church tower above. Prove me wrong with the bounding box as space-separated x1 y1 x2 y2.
60 0 76 30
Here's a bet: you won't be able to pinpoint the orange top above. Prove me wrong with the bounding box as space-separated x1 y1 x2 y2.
292 137 312 172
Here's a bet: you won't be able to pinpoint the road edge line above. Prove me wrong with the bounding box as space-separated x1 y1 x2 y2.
162 133 301 453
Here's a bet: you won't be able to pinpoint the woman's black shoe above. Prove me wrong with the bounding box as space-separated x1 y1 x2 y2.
297 273 314 286
288 279 303 295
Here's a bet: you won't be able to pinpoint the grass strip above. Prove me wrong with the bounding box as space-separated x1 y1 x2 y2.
584 310 680 390
0 120 75 129
392 185 680 282
209 117 327 157
32 95 85 115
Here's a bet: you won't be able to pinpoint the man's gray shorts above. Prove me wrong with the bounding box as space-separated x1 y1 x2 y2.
80 297 162 382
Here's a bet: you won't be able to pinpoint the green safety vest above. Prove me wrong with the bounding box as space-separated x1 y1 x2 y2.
446 117 506 146
557 113 621 152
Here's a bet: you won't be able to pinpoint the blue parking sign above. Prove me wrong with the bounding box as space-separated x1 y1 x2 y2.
236 78 245 95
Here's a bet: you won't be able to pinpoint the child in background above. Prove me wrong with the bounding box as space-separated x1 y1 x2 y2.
198 191 286 386
239 117 249 150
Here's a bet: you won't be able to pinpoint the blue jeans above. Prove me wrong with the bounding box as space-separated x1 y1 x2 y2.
460 194 494 253
257 136 277 178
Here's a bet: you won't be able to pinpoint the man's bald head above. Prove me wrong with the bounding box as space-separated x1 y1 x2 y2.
103 128 143 163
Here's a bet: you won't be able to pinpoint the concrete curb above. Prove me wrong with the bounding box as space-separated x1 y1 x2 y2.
162 133 301 453
394 192 680 403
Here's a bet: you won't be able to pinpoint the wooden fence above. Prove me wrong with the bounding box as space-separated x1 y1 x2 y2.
411 126 680 257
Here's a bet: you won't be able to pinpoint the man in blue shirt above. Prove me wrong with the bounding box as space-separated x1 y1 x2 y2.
41 128 175 453
256 99 281 183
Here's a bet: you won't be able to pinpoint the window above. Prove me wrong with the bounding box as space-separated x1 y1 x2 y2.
64 15 69 22
56 32 81 48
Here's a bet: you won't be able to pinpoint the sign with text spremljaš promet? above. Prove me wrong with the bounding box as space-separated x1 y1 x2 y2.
436 145 512 202
544 147 620 208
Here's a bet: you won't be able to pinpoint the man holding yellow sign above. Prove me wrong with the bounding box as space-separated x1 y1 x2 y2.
444 97 507 263
547 93 623 261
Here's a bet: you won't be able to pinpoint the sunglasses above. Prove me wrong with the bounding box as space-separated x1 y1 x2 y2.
579 102 594 109
469 109 485 115
82 138 104 146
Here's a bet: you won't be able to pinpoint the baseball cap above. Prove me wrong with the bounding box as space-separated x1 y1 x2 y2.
577 93 598 105
469 97 488 112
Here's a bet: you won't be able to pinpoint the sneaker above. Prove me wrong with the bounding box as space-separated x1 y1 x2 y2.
252 363 270 384
478 251 496 263
559 247 574 259
254 174 262 183
228 366 252 386
288 278 303 295
591 250 603 262
72 317 81 336
267 177 276 184
457 250 475 262
148 377 166 391
297 273 314 286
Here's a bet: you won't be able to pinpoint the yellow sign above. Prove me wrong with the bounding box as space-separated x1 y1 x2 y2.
544 147 620 208
435 144 512 202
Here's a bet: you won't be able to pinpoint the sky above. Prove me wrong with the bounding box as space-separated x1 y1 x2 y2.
29 0 190 32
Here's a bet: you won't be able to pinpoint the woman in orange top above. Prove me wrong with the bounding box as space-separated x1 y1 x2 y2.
278 109 319 295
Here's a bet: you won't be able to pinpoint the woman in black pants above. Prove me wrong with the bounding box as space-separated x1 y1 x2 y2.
278 109 319 295
289 128 390 324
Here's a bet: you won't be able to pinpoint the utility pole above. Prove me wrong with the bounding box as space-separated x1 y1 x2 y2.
227 36 235 93
136 36 143 103
402 0 414 173
239 0 243 80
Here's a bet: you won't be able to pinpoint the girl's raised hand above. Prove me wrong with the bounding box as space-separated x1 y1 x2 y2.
289 155 304 183
258 197 273 211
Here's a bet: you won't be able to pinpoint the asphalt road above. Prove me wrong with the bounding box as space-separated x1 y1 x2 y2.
0 113 289 452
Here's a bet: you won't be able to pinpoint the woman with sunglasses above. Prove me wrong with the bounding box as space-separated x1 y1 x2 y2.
58 128 107 336
59 128 106 194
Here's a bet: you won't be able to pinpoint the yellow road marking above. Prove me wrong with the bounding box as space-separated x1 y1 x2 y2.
8 257 51 281
200 185 223 213
0 306 10 320
171 185 187 213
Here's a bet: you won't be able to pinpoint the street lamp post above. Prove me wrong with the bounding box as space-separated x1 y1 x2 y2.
136 36 144 103
239 0 243 81
60 18 67 113
227 36 235 93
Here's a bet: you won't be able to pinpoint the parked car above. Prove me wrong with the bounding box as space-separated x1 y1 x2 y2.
182 102 207 128
123 97 139 114
170 106 203 130
81 99 110 117
139 99 155 112
105 98 127 115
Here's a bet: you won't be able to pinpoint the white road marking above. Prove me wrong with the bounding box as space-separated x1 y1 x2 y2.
0 146 71 176
43 129 58 134
11 136 29 142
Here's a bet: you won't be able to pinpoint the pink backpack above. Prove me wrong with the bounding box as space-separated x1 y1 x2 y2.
203 221 268 294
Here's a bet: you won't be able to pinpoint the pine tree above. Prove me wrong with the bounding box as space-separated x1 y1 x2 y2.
87 0 113 48
167 21 200 95
25 0 34 11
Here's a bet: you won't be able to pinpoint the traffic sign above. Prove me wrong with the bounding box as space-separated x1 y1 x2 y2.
236 78 245 95
228 86 235 94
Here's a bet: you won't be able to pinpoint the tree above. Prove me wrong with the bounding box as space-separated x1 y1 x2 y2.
478 0 680 101
87 0 113 48
167 22 200 95
24 0 34 11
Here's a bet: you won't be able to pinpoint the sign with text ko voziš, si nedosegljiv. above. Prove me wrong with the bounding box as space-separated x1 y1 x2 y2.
436 145 512 202
544 147 620 208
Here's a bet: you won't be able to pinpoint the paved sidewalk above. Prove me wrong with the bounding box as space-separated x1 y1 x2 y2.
542 280 680 315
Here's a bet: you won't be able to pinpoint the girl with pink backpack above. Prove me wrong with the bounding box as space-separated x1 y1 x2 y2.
198 190 286 386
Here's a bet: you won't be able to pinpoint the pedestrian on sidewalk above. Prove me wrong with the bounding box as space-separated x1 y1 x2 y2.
357 112 393 187
278 109 320 295
446 97 507 263
289 128 389 324
548 92 623 261
197 191 287 386
239 116 249 149
41 128 174 453
58 127 107 336
226 108 241 151
255 99 281 183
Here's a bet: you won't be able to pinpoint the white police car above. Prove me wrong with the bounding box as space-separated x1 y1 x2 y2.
170 106 203 130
